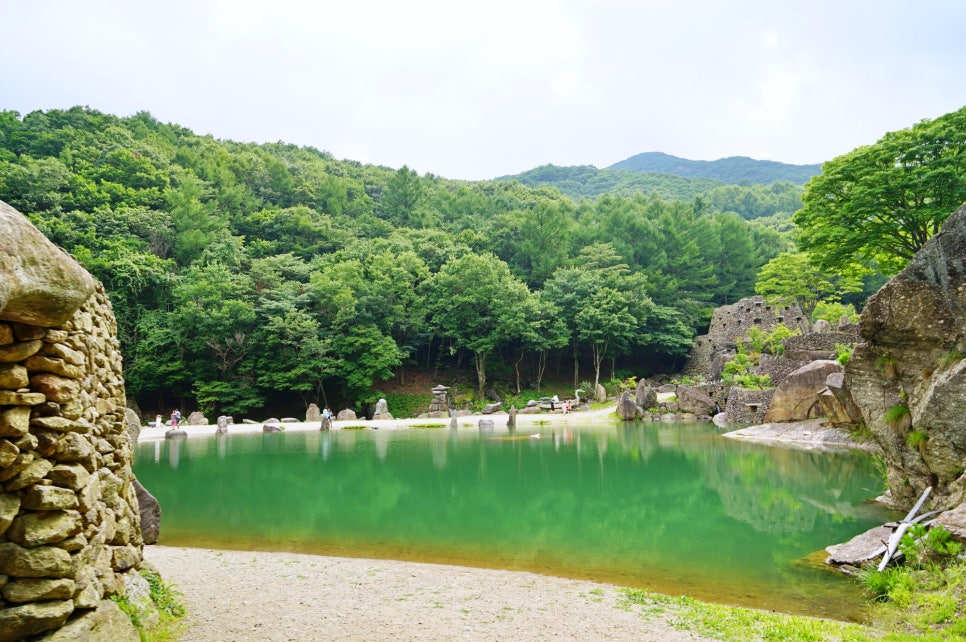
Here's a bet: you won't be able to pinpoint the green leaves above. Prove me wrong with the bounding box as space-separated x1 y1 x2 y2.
0 105 810 416
797 106 966 276
755 251 864 319
424 253 532 399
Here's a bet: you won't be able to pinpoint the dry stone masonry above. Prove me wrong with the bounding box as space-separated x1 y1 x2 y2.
0 201 143 641
682 295 809 380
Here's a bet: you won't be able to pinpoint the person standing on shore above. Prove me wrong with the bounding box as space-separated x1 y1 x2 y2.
171 409 181 427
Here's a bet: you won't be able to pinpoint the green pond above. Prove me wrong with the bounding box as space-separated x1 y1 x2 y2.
133 422 893 621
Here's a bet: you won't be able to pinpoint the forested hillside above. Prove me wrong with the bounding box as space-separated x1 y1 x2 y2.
0 107 795 417
498 163 807 220
608 151 822 185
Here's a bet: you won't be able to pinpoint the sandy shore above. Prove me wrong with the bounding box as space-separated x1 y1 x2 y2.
143 545 715 641
136 404 622 441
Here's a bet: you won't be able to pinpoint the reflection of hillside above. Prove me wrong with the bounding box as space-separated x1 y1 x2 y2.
669 429 880 535
134 424 892 618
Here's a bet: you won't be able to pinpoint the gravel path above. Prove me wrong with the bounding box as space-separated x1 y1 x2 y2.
144 546 716 641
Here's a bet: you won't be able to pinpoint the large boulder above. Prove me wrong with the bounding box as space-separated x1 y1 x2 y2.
35 598 139 641
132 480 161 545
372 399 393 420
763 360 843 423
675 385 716 416
0 201 96 327
846 204 966 510
616 391 637 420
635 380 657 410
124 408 141 447
305 403 321 422
816 372 864 428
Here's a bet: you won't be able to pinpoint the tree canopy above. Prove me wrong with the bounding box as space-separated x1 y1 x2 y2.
0 106 804 417
795 105 966 276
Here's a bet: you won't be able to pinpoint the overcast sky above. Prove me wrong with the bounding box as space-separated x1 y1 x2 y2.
3 0 965 180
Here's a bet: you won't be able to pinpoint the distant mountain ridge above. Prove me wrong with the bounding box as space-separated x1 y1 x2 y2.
608 151 821 185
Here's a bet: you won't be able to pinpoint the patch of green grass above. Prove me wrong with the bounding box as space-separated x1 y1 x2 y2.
859 553 966 639
906 430 928 449
143 569 185 620
342 424 367 430
621 588 879 641
409 422 446 429
885 403 910 424
937 350 963 371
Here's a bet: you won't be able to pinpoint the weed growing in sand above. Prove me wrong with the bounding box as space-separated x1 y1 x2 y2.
112 569 186 641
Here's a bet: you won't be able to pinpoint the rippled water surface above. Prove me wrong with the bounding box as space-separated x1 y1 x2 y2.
134 422 893 620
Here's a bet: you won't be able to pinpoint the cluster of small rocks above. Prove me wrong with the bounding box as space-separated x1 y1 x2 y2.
616 381 718 423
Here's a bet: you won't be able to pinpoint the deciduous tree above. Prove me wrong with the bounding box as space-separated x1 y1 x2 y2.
796 106 966 275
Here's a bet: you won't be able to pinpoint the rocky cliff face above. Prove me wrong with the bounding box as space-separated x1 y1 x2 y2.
0 201 143 640
846 203 966 510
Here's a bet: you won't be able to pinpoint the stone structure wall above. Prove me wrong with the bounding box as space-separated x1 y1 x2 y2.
724 388 774 426
782 329 860 356
1 201 143 640
682 296 810 379
755 354 812 388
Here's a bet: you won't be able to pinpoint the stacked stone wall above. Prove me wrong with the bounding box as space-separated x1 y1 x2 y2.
755 354 812 388
0 285 143 639
724 388 775 426
683 296 809 379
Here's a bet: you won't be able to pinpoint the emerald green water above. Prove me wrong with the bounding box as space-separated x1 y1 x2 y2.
133 423 892 621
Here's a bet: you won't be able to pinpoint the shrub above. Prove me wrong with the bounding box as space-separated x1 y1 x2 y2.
722 353 754 382
835 343 853 366
671 374 704 386
899 524 963 568
741 323 800 357
734 373 772 390
381 392 429 419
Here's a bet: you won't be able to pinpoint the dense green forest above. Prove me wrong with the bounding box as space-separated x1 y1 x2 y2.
0 107 798 418
499 162 808 214
608 151 822 185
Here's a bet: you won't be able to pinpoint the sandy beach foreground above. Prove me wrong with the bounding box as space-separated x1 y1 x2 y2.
143 545 715 641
